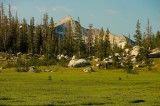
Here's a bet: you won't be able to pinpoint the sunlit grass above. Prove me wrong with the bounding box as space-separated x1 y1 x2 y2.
0 65 160 105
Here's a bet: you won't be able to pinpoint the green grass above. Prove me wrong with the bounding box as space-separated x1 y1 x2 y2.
0 66 160 105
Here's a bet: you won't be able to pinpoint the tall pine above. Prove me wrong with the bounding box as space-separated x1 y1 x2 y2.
87 24 93 57
74 17 84 58
134 20 142 46
28 17 35 53
104 28 111 57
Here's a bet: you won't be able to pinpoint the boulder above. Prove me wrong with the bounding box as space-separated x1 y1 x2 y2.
148 48 160 58
131 57 137 63
68 59 90 68
64 55 69 60
28 66 36 72
0 67 4 69
115 53 120 57
17 52 22 56
43 69 54 72
125 48 130 53
71 55 76 60
94 58 101 61
83 67 93 73
130 46 140 56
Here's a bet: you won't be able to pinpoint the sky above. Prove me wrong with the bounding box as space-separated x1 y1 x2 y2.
1 0 160 40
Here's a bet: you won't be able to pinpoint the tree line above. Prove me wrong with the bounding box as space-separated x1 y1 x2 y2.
0 3 160 60
0 3 112 59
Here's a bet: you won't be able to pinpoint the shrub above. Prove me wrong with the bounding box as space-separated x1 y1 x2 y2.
57 58 69 67
48 75 52 80
17 67 29 72
34 69 42 73
26 57 57 66
5 61 18 68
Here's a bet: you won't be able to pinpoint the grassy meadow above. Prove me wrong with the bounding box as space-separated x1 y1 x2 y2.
0 65 160 105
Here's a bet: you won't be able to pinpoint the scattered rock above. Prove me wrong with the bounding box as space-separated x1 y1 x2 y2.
83 67 93 73
28 66 36 72
17 52 21 56
43 69 54 72
125 48 130 53
115 53 120 56
94 58 101 61
131 57 137 63
71 55 76 60
0 67 4 69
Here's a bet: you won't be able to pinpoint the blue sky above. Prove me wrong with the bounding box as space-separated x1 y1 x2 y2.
1 0 160 39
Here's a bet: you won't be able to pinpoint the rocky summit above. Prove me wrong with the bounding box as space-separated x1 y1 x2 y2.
55 16 134 48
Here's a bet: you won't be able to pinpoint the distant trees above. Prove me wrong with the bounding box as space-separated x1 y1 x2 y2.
0 2 160 67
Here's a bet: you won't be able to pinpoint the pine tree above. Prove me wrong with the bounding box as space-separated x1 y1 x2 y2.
42 13 51 58
57 36 62 54
74 17 84 58
48 17 57 58
155 31 160 48
112 42 120 68
87 24 93 57
7 4 13 52
134 20 142 46
143 19 153 50
0 3 7 51
94 35 98 57
104 28 111 57
0 3 3 51
65 21 73 56
98 27 104 60
124 34 132 49
16 18 21 52
34 25 42 54
22 18 28 53
3 15 9 52
28 17 35 53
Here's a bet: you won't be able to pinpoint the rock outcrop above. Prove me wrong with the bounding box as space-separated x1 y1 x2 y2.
148 48 160 58
68 58 90 68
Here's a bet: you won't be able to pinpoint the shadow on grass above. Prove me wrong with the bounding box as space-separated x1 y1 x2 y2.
130 99 145 103
82 102 106 105
0 97 12 100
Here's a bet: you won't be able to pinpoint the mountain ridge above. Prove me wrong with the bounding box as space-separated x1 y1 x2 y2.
55 16 134 48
